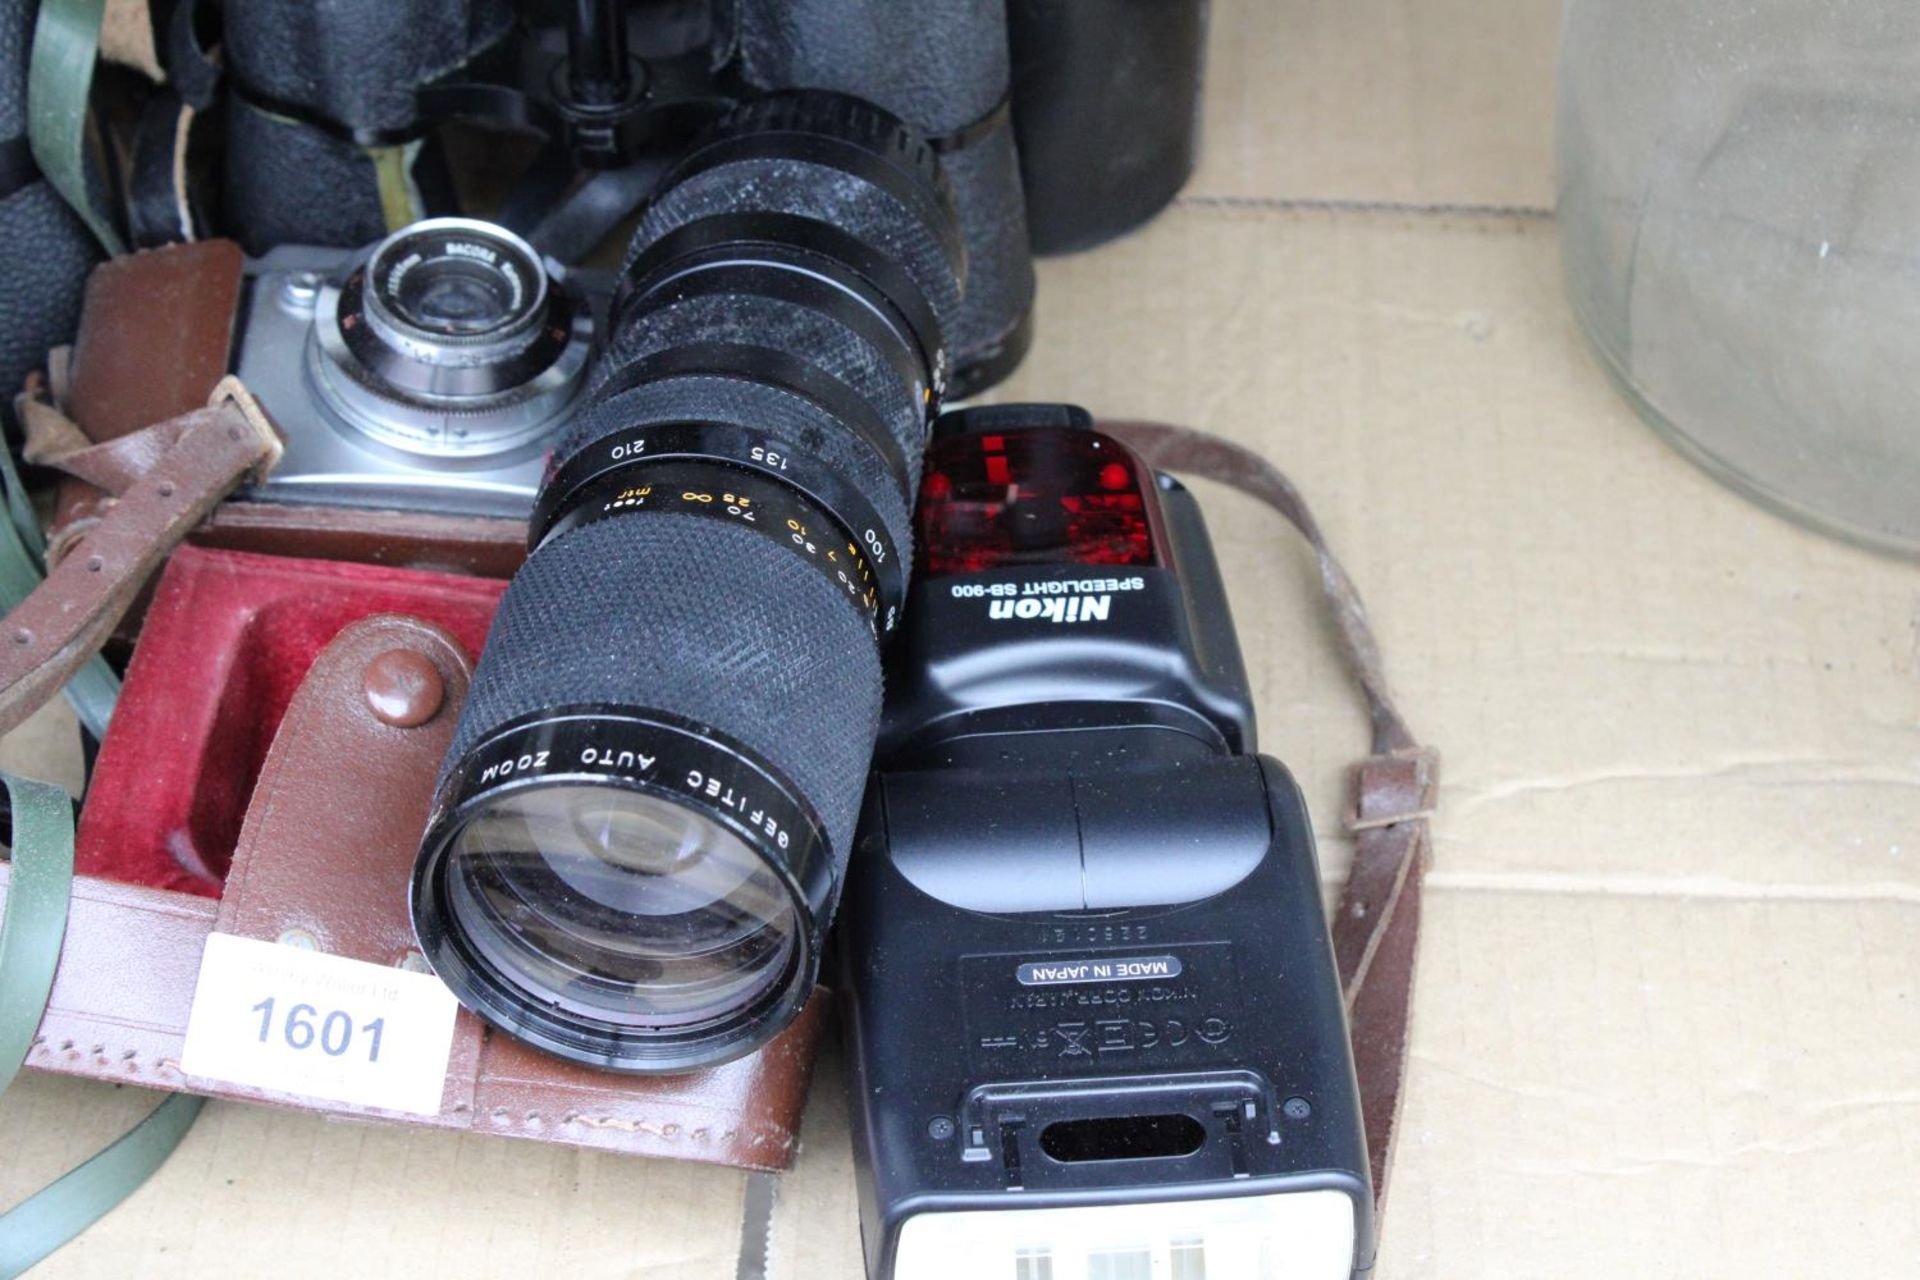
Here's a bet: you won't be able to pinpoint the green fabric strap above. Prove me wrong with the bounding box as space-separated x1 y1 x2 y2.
0 428 119 740
0 774 203 1277
5 5 196 1240
0 1094 206 1279
0 434 40 561
0 774 72 1098
26 0 124 256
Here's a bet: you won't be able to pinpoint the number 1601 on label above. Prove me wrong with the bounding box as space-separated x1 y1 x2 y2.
181 932 461 1116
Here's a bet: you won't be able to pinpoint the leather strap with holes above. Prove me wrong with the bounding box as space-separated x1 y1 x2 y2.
1104 419 1438 1211
0 379 282 737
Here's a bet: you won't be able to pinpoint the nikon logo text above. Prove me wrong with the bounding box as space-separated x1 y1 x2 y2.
988 595 1112 624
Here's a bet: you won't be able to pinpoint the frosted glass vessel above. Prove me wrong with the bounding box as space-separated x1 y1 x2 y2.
1558 2 1920 556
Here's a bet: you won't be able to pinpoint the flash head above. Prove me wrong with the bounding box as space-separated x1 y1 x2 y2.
892 1188 1358 1280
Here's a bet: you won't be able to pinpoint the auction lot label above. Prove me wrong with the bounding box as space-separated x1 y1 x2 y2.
181 933 459 1116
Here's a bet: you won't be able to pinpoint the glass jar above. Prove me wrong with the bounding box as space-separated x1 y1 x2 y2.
1557 2 1920 557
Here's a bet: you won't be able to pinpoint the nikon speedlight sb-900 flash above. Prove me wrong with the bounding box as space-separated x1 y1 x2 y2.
841 406 1374 1280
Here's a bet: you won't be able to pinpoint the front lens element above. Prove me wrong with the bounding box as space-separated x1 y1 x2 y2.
392 258 521 336
367 219 543 346
444 785 800 1029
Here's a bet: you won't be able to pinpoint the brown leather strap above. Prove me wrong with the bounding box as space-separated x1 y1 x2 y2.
63 240 246 444
1103 419 1437 1208
22 393 198 495
209 615 488 1122
0 380 282 736
38 239 248 565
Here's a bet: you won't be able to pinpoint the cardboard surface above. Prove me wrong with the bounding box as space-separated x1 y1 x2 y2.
1190 0 1560 209
6 0 1920 1275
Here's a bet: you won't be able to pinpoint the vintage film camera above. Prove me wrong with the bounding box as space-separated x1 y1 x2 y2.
235 217 605 516
150 0 1207 517
210 0 1209 394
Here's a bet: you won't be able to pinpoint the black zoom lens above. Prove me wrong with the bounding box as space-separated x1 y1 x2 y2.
412 93 963 1073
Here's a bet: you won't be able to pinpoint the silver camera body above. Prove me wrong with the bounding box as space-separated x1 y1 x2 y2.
235 219 609 519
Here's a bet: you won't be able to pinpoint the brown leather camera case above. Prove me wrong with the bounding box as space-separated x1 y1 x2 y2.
5 608 824 1171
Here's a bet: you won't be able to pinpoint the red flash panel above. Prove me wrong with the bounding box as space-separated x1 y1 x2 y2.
917 428 1160 576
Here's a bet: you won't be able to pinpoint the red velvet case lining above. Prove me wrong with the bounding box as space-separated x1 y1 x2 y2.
75 546 507 896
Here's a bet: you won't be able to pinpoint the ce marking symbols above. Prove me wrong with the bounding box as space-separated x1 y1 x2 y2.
980 1016 1236 1059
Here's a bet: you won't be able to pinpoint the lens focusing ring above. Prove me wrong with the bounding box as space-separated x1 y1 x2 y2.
570 340 916 505
535 419 908 632
365 219 546 343
541 455 892 633
616 211 948 403
313 219 592 462
414 706 832 1073
337 272 577 400
664 92 965 284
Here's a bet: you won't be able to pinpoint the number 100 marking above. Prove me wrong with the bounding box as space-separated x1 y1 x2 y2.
251 996 385 1062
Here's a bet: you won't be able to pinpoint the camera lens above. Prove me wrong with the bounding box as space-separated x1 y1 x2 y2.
391 259 519 336
413 93 963 1073
311 217 592 460
365 220 544 348
443 786 799 1027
